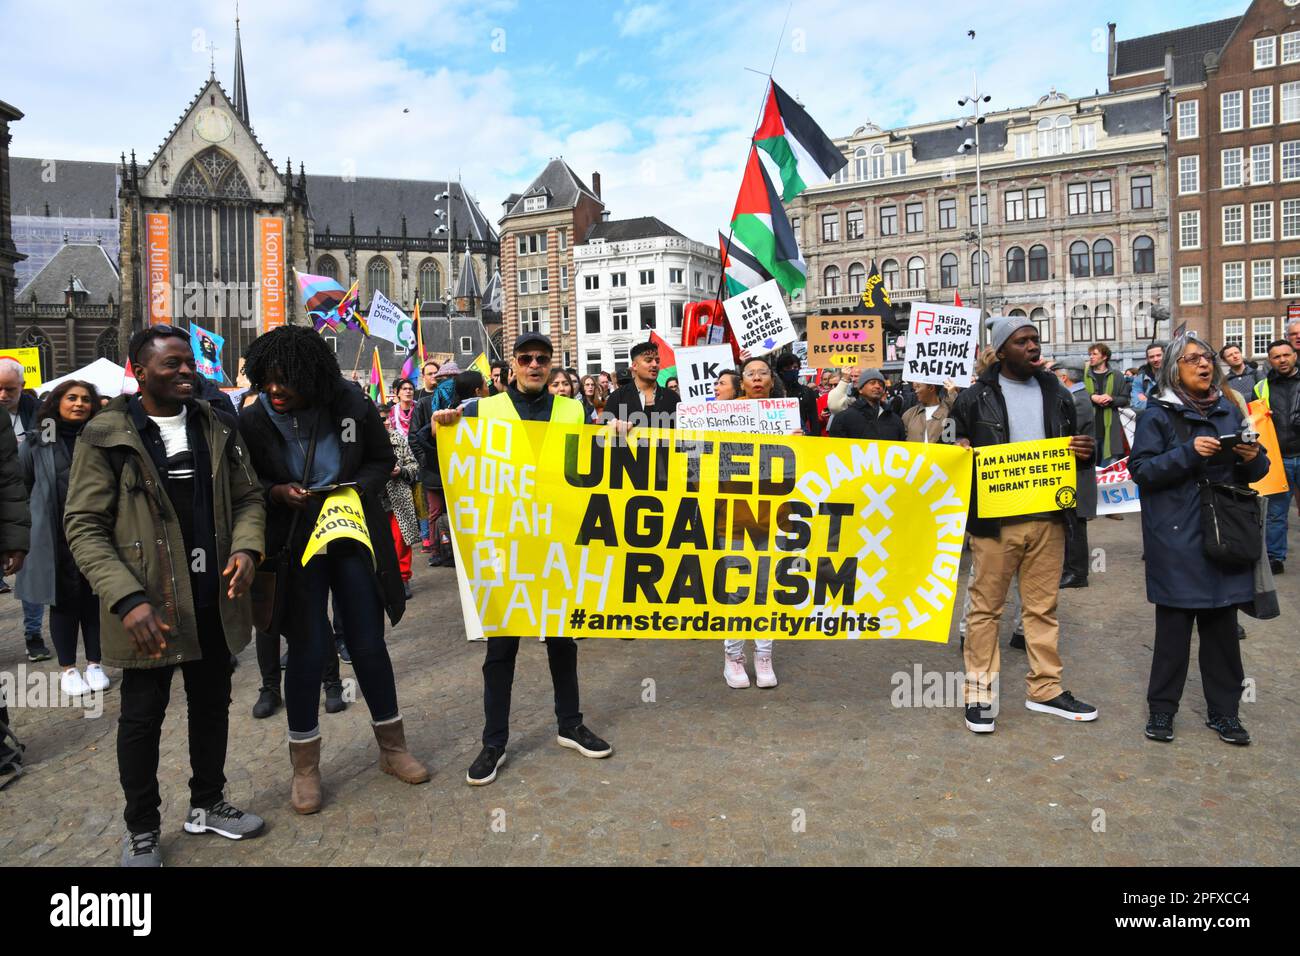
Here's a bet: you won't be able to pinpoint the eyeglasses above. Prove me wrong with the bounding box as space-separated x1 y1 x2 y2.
1178 352 1214 367
516 353 552 367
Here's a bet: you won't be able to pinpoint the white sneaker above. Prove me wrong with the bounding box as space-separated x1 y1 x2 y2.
60 668 91 697
84 663 110 692
754 655 778 688
724 655 750 689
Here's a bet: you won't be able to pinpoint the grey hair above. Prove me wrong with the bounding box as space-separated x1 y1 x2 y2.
0 357 24 381
1157 332 1233 403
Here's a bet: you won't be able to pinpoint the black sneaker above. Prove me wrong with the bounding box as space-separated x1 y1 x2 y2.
556 724 612 758
1025 690 1098 722
466 745 506 786
402 580 413 600
964 703 995 734
0 580 10 594
1145 712 1174 742
1205 713 1251 745
1236 624 1247 641
335 639 352 665
324 682 346 714
1270 559 1285 575
252 687 281 719
1008 631 1026 650
25 636 51 663
428 553 446 568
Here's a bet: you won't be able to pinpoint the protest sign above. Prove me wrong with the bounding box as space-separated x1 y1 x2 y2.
438 418 973 641
675 345 737 402
301 487 375 566
904 302 980 385
806 314 882 369
366 290 407 345
189 323 224 381
975 437 1077 518
723 279 797 356
0 347 43 387
1096 457 1141 515
676 398 802 434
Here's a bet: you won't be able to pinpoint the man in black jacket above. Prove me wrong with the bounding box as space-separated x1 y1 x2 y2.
948 316 1097 734
0 404 30 784
1259 340 1300 573
827 368 905 441
0 357 47 656
602 340 679 429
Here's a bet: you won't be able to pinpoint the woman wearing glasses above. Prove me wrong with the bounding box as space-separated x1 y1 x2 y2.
1129 333 1269 746
238 326 429 814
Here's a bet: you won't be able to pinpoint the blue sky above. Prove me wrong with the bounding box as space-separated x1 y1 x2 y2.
2 0 1249 241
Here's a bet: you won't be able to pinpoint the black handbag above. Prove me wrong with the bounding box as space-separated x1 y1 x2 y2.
250 423 318 635
1197 479 1262 568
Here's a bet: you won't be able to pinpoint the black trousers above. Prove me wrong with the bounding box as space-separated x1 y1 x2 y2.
117 614 231 834
1147 605 1244 717
50 594 102 668
255 628 341 692
1064 519 1090 581
482 636 582 748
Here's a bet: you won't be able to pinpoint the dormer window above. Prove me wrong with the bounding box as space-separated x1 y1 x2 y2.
523 195 547 212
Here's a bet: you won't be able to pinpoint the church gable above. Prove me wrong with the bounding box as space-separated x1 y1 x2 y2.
139 78 283 205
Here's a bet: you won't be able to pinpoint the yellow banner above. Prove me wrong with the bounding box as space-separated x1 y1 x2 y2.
0 347 42 387
1248 400 1290 496
976 437 1077 518
301 487 374 566
438 420 974 641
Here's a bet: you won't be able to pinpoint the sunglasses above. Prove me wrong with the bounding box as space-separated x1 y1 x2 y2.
516 353 552 367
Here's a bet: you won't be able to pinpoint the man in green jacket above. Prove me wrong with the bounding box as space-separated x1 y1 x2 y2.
65 326 266 867
1085 342 1131 466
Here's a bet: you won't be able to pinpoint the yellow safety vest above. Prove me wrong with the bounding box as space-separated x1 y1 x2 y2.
1254 378 1269 407
477 390 585 425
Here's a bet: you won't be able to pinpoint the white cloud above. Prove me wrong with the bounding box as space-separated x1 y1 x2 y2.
616 3 668 37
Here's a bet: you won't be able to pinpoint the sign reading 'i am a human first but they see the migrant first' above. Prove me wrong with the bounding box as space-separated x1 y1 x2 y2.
437 418 974 641
976 438 1077 519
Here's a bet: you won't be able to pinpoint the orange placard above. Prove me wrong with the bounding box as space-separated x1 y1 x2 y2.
145 213 171 324
1248 400 1290 496
260 217 285 331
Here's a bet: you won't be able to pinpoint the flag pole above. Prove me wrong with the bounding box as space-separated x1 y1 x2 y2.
714 0 796 322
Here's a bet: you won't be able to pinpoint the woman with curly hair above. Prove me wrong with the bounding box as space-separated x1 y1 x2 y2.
238 325 428 814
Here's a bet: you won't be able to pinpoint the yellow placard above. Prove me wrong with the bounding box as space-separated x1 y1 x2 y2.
0 347 42 387
976 437 1077 519
301 487 374 566
438 419 974 641
1248 400 1290 497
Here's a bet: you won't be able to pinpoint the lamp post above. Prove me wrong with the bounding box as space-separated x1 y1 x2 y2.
957 77 991 343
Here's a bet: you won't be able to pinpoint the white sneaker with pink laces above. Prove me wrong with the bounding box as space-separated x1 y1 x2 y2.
754 655 778 688
724 655 750 689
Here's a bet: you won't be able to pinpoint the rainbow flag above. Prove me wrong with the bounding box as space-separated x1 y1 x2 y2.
399 295 425 381
368 347 386 404
296 270 348 331
339 280 367 336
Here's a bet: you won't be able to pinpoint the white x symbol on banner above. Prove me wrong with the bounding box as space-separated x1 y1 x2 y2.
860 484 896 521
856 524 891 562
855 565 888 601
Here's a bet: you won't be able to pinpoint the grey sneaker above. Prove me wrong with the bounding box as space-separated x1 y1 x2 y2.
121 829 162 867
183 799 266 840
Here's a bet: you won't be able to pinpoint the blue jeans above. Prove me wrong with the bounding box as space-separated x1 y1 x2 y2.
285 543 400 736
1266 455 1300 562
22 600 44 638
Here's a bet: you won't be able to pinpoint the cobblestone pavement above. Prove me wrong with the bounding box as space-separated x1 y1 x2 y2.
2 518 1296 866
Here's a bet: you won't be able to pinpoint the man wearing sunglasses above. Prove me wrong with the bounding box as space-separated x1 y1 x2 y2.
432 332 612 786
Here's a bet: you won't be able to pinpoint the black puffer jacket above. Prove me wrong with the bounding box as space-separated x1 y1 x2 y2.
0 408 30 555
948 362 1093 538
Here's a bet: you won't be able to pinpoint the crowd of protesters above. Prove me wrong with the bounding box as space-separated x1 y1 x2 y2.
0 313 1294 863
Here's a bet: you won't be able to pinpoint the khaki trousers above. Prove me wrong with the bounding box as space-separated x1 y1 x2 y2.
964 520 1066 706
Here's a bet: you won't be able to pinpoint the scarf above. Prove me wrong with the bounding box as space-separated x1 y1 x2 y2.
1085 367 1119 457
1171 383 1222 418
390 402 413 437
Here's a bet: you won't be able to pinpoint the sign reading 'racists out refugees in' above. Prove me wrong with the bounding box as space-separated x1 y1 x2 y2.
438 419 973 641
905 302 980 386
675 345 737 403
975 438 1077 519
723 279 798 357
805 314 882 370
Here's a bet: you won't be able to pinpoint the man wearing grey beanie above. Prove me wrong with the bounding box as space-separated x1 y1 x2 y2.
948 317 1098 734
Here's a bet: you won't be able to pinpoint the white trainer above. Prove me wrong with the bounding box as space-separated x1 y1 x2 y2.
60 668 91 697
84 663 111 692
724 655 750 689
754 655 778 688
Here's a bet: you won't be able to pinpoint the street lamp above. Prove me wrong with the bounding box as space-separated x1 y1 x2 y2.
435 189 453 315
956 76 992 343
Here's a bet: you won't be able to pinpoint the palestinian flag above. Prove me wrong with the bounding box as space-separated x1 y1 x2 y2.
730 147 806 297
754 80 848 202
650 330 677 386
718 231 774 299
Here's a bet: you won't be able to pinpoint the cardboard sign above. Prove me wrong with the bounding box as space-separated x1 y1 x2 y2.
904 302 980 385
0 347 43 387
976 437 1077 519
675 345 736 402
676 398 802 434
723 279 797 357
1096 457 1141 515
806 314 882 370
